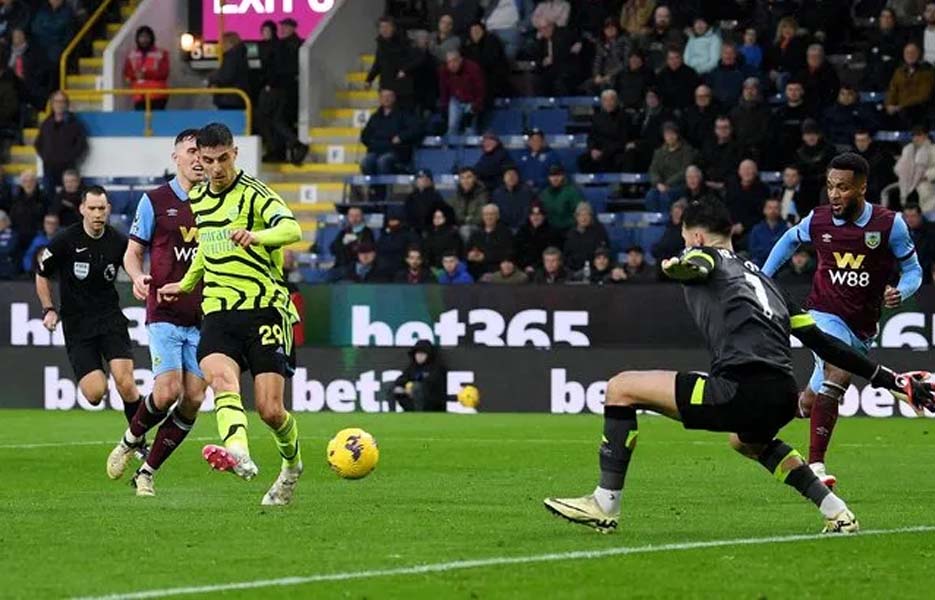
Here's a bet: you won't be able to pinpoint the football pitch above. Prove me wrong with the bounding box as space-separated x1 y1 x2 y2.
2 411 933 599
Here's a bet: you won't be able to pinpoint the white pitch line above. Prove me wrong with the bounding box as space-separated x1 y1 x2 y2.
71 525 935 600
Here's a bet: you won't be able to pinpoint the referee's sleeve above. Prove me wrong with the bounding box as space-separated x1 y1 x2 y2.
36 231 66 277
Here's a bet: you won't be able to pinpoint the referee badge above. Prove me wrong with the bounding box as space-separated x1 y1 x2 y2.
73 262 89 280
864 231 881 249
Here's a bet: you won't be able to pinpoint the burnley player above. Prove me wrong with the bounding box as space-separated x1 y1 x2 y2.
762 153 922 489
105 130 207 496
545 199 934 534
35 186 145 438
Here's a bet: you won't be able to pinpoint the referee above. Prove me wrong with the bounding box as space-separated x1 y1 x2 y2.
158 123 304 506
36 185 145 432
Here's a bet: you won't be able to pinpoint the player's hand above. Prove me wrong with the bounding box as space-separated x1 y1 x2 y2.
42 310 58 332
132 274 152 301
157 282 182 303
893 371 935 414
230 229 258 248
884 285 902 308
662 256 708 281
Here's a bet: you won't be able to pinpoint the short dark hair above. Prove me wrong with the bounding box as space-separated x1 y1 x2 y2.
854 128 871 138
406 245 423 255
378 15 395 25
196 123 234 149
543 246 562 259
174 128 199 145
682 198 732 237
442 249 459 259
82 185 108 204
828 152 869 179
904 204 922 215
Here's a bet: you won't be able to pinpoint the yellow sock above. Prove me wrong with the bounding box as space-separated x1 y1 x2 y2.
214 392 249 455
271 412 301 469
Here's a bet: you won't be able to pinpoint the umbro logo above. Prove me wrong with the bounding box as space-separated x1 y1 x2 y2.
167 208 178 217
822 233 832 243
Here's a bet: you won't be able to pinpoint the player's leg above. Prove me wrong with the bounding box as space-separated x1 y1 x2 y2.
200 352 257 478
67 336 108 405
545 370 678 532
99 325 144 425
77 370 109 406
729 433 858 533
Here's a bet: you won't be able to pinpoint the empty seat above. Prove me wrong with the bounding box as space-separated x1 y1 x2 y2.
528 109 568 134
415 148 457 175
487 108 524 134
314 224 342 258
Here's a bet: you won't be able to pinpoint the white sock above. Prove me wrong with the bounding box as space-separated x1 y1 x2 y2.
819 493 847 519
123 429 143 446
593 486 621 515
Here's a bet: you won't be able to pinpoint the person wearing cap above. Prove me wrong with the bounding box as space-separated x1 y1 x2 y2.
122 26 169 111
450 166 488 239
645 121 698 213
514 201 563 273
519 128 561 191
563 202 608 272
437 249 474 284
391 339 448 412
622 245 653 282
539 164 584 231
480 254 529 284
655 47 701 111
584 247 617 285
578 89 629 174
406 168 453 233
767 79 810 170
340 240 386 284
467 203 513 273
394 246 435 284
492 164 534 230
360 88 422 186
473 131 512 191
439 50 486 137
423 208 463 268
795 119 835 197
728 77 770 163
375 205 421 279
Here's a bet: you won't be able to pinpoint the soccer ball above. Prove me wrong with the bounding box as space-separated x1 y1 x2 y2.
457 385 480 408
327 428 379 479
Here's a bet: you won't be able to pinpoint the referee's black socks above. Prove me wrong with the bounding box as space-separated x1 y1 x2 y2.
121 394 143 425
599 405 639 491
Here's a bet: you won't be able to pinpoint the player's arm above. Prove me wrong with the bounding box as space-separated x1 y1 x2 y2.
125 194 154 301
885 214 923 308
761 212 813 277
231 191 301 248
661 247 716 282
34 236 64 331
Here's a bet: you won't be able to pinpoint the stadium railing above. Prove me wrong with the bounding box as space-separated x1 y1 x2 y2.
59 0 115 92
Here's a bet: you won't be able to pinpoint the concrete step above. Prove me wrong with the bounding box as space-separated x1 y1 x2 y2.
287 201 336 215
297 219 319 242
9 145 36 165
93 40 108 58
106 23 121 38
79 57 103 74
2 163 33 176
361 54 374 70
334 90 378 109
308 142 365 164
120 4 135 19
265 162 359 177
319 108 369 128
23 128 37 145
309 126 362 143
65 74 100 90
272 182 343 203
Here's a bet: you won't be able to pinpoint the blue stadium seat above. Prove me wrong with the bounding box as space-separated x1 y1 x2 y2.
528 109 568 134
555 148 579 174
487 108 524 134
637 225 666 262
581 186 610 213
457 147 482 169
315 224 342 258
607 226 636 254
415 148 457 175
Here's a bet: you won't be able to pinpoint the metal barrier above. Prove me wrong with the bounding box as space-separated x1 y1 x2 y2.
59 0 115 92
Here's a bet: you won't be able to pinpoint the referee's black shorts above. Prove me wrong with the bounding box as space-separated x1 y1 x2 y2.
197 307 296 377
63 316 133 382
675 366 799 444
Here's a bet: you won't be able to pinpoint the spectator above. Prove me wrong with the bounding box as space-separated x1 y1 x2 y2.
464 242 488 280
405 168 452 233
423 208 463 267
9 28 48 110
822 85 879 146
539 164 583 231
646 122 698 212
0 209 17 279
622 245 653 282
725 159 770 243
8 169 42 253
616 49 654 110
277 17 303 124
684 16 721 75
903 205 935 283
35 90 88 195
586 17 630 94
30 0 74 88
729 77 770 162
563 202 609 271
864 8 905 91
680 84 720 148
748 198 789 266
450 166 487 237
255 21 306 164
514 201 562 272
473 131 511 191
0 0 28 42
462 21 509 99
439 50 485 137
329 206 375 269
885 42 934 128
764 16 807 90
341 241 385 283
655 47 700 111
778 164 818 223
620 0 655 37
483 0 529 60
533 20 583 96
0 46 20 156
390 340 447 412
394 246 435 284
678 165 715 204
627 87 673 171
895 126 935 212
532 246 567 284
123 26 169 111
411 31 439 118
9 168 44 212
636 5 685 72
437 250 474 284
795 119 836 196
578 89 629 173
854 128 896 205
518 128 561 190
795 44 840 113
739 28 762 70
583 246 617 284
51 168 80 225
574 0 612 38
776 247 817 285
492 165 534 230
531 0 570 29
706 42 755 107
366 16 419 110
924 2 935 65
701 116 742 191
768 80 809 169
480 255 529 284
22 212 58 273
652 198 687 271
434 0 483 37
430 14 461 63
467 203 513 272
256 20 278 86
376 206 420 279
208 32 250 109
360 89 421 177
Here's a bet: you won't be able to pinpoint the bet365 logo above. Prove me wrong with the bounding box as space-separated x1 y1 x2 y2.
212 0 335 14
829 252 870 287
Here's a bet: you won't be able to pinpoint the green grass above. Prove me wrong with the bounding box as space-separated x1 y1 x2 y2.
1 411 934 599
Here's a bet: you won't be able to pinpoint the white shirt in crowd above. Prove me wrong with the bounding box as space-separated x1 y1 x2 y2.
486 0 520 31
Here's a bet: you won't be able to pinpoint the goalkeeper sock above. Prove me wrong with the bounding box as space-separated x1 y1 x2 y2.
215 392 250 455
758 439 846 518
595 405 638 514
271 412 301 469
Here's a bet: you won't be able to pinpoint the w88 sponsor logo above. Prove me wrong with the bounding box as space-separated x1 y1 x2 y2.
829 270 871 288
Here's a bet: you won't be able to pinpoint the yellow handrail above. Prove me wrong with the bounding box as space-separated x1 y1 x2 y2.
60 0 115 92
57 88 253 136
